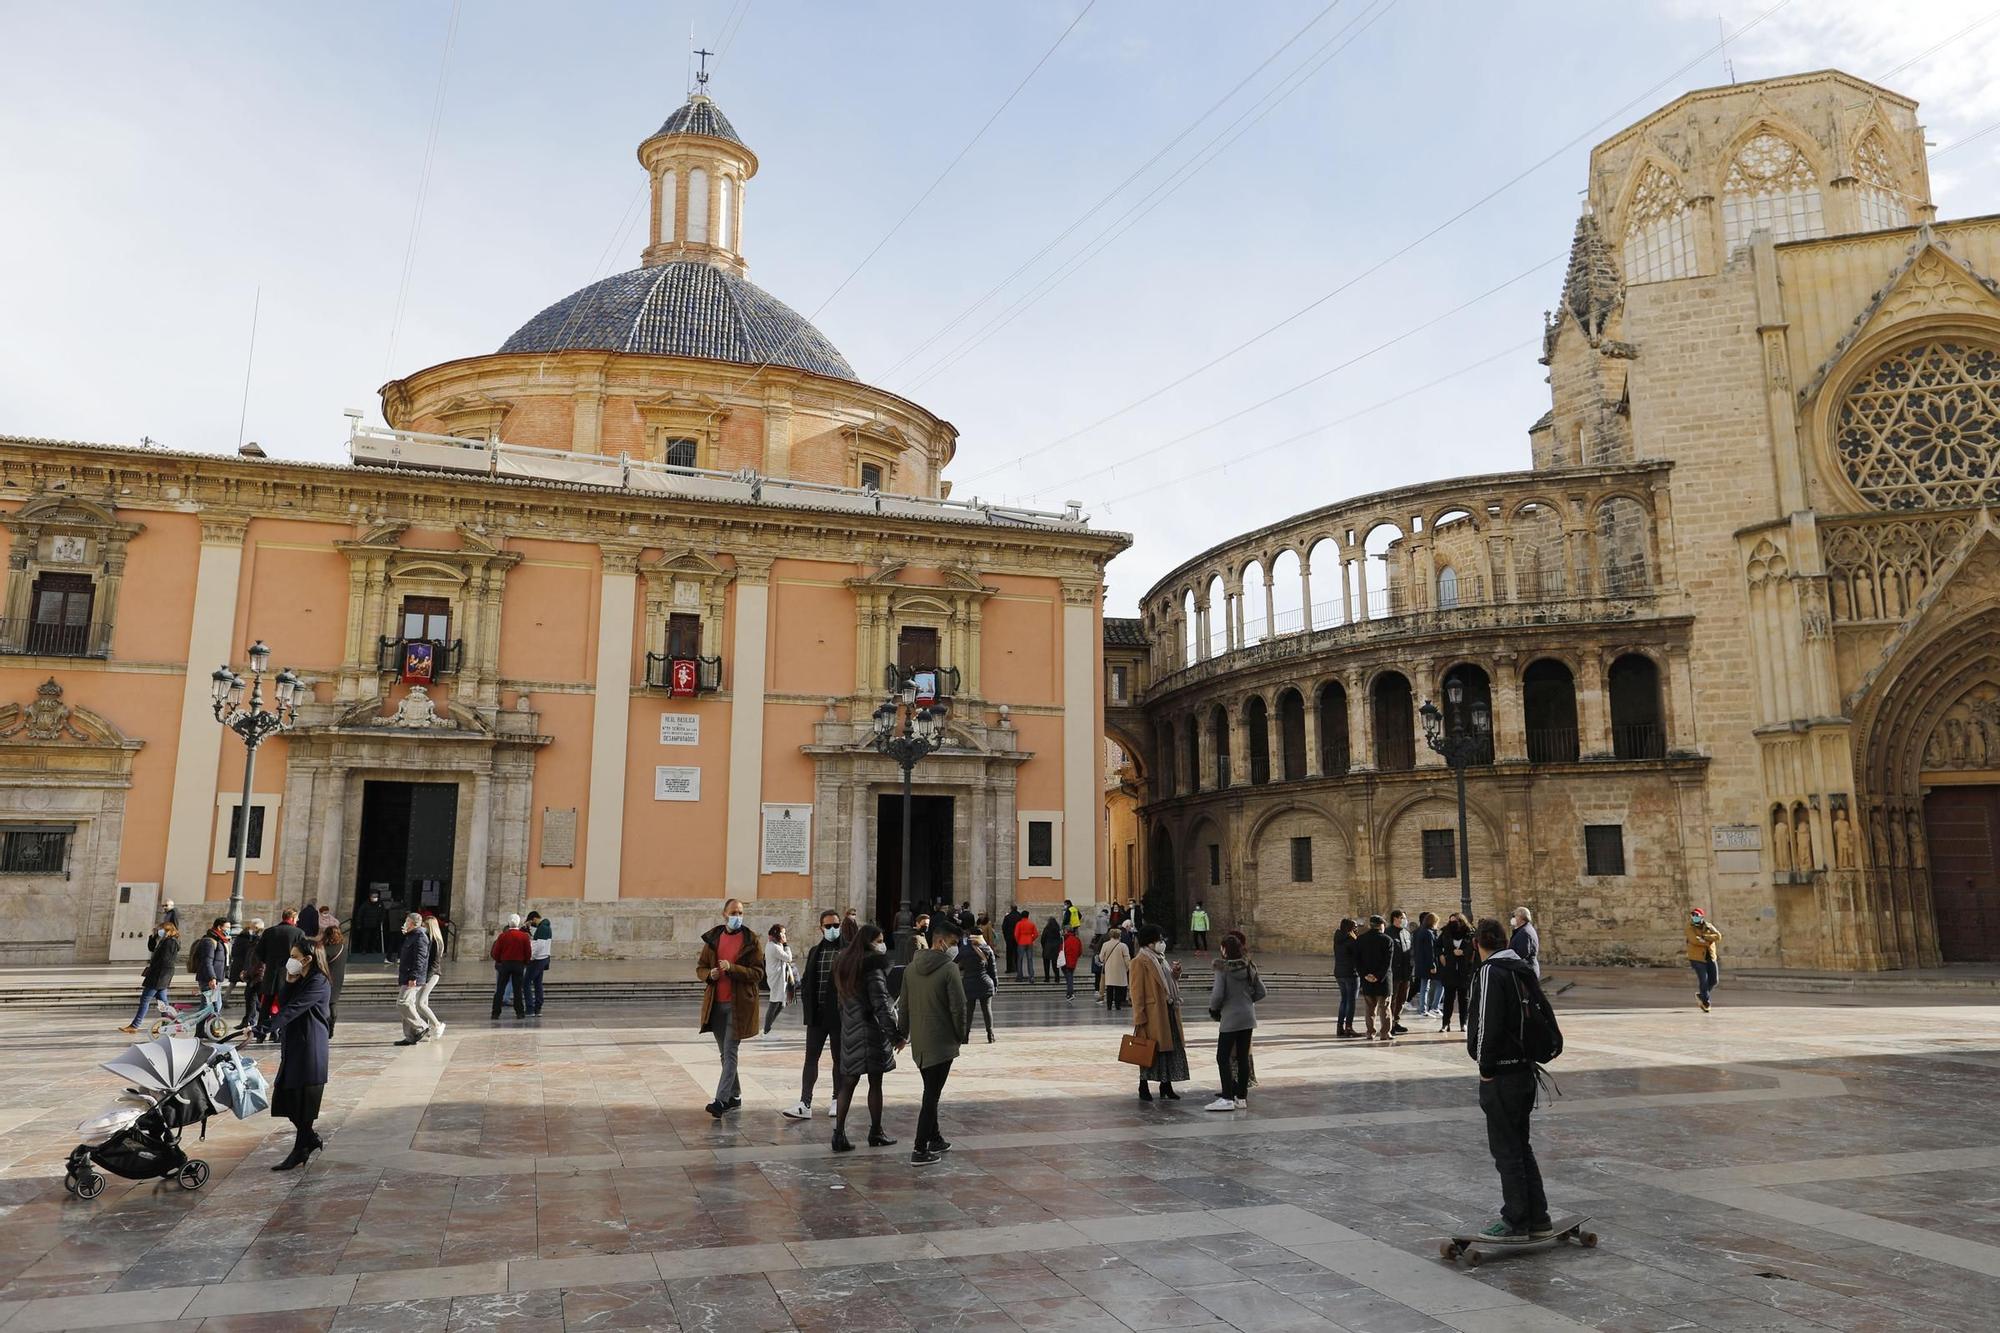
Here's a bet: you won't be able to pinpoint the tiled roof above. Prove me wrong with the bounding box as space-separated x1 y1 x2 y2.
499 261 857 381
1104 617 1148 647
655 96 743 147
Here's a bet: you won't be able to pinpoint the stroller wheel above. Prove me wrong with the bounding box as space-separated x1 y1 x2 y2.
75 1172 105 1200
202 1016 230 1041
62 1172 77 1196
178 1160 210 1191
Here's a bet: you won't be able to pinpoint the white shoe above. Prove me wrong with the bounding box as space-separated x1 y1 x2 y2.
1234 1098 1248 1109
432 1021 447 1040
782 1102 812 1121
1204 1097 1236 1112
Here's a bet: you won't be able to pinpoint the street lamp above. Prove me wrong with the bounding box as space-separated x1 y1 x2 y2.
212 640 300 927
870 681 947 959
1419 678 1491 922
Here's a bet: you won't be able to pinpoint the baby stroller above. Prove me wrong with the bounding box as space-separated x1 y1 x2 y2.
64 1033 255 1199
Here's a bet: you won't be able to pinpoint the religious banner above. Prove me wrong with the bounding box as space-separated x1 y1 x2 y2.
669 658 698 697
402 639 436 685
911 669 937 707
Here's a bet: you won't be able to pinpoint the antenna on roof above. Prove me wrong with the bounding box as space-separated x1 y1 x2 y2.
235 284 261 452
1719 15 1736 84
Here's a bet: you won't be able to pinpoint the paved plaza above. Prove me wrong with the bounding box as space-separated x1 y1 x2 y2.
1 972 1997 1332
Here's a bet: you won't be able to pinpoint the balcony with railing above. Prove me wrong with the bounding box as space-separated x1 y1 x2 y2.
0 618 113 659
1526 726 1581 764
376 637 464 675
883 663 961 701
644 653 722 694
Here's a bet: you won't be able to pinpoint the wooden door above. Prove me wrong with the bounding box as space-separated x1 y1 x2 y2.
1925 786 2000 962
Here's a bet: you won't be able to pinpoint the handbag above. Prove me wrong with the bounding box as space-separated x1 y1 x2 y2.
215 1047 270 1119
1117 1033 1157 1066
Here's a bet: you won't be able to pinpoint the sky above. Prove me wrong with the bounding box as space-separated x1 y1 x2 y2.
5 1 2000 617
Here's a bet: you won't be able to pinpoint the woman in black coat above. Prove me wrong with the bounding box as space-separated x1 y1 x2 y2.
318 922 349 1038
1436 913 1478 1033
956 928 998 1044
1040 916 1061 981
123 923 181 1033
832 923 901 1153
257 939 333 1171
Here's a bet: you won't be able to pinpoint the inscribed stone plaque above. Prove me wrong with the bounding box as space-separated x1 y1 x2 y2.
659 713 700 746
761 804 812 875
654 766 701 801
673 580 702 609
1712 825 1762 851
540 808 577 867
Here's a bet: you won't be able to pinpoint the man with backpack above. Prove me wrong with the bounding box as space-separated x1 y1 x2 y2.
1467 916 1560 1241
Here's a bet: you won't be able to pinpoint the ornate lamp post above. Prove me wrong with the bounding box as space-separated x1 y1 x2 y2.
870 681 946 956
1419 679 1491 922
211 641 300 927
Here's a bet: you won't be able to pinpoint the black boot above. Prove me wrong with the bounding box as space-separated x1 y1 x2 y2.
271 1127 311 1172
868 1126 897 1147
1138 1081 1153 1102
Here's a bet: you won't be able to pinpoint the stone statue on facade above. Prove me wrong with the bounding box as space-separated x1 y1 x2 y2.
1793 814 1815 873
1905 812 1926 869
1771 811 1792 873
1889 815 1909 868
1832 806 1857 869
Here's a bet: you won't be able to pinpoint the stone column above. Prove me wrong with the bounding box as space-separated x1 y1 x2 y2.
1299 563 1314 633
1577 648 1611 759
161 516 247 902
763 387 794 476
725 556 774 898
1349 671 1375 772
1491 655 1525 762
1303 688 1323 778
584 545 641 902
1060 580 1099 901
1262 573 1276 642
1229 702 1250 787
313 768 346 907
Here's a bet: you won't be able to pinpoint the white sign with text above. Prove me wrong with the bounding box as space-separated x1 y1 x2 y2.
659 714 700 746
761 804 812 875
654 766 702 801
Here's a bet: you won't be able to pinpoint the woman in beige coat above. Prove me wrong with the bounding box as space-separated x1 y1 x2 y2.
1098 928 1132 1011
1127 924 1188 1101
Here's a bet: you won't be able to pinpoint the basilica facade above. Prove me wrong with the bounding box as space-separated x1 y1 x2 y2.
0 90 1124 963
1126 69 1999 969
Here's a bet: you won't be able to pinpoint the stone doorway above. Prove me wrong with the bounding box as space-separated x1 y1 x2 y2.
354 781 459 928
875 793 953 925
1924 785 2000 961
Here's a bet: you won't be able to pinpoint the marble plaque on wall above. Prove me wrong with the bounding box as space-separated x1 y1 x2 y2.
541 808 577 867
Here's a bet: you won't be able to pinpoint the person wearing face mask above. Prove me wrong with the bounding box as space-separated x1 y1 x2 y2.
1059 925 1084 1000
696 898 765 1118
394 912 432 1046
899 917 968 1165
784 911 847 1121
1128 924 1188 1101
956 918 998 1043
764 922 796 1033
251 939 332 1171
831 922 901 1152
1685 908 1722 1012
489 913 532 1020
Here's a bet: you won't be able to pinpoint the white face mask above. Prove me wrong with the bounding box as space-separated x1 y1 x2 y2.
726 914 744 931
824 926 841 942
1151 940 1167 955
945 944 960 960
284 957 305 978
871 941 888 954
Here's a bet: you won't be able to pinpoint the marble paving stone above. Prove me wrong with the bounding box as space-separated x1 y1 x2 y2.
191 1308 339 1331
346 1260 509 1306
559 1279 682 1330
4 1285 202 1332
183 1274 359 1319
444 1286 564 1331
326 1297 454 1332
506 1250 660 1292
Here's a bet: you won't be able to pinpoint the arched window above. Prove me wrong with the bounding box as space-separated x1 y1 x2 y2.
687 168 711 244
1837 338 2000 510
1185 714 1202 793
1442 664 1493 766
1437 565 1459 609
717 176 735 250
1623 162 1697 284
1277 688 1307 781
1210 705 1231 791
1854 132 1909 233
1608 654 1665 759
1522 658 1579 763
1246 696 1271 786
1206 574 1228 659
1318 680 1350 776
1181 590 1198 668
1158 729 1177 799
1373 672 1414 771
661 168 678 239
1595 497 1650 593
1723 132 1824 252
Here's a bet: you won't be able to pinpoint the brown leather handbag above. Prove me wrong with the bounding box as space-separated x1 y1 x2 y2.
1117 1033 1157 1066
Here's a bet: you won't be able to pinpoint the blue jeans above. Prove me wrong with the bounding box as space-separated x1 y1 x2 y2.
525 958 549 1013
1416 978 1440 1012
1690 959 1717 1004
1337 974 1357 1028
1063 966 1076 998
131 986 170 1027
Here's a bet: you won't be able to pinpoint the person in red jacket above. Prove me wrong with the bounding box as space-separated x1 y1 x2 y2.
1060 927 1084 1001
1011 913 1039 983
490 913 532 1019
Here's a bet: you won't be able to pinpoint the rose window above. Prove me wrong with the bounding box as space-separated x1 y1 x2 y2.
1837 340 2000 509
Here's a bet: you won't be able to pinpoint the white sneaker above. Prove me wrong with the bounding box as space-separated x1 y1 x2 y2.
782 1102 812 1121
1234 1098 1248 1109
428 1021 447 1041
1204 1097 1236 1112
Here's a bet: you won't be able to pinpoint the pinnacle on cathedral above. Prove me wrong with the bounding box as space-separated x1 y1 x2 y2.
1559 211 1625 342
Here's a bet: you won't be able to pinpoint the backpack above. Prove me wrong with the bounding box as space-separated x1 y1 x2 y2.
1513 968 1564 1065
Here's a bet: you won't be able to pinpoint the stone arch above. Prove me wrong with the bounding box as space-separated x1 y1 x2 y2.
1370 669 1416 771
1608 651 1665 759
1244 693 1271 786
1208 702 1232 791
1850 122 1914 231
1713 115 1831 253
1244 800 1347 951
1269 548 1303 636
1595 494 1652 592
1522 656 1580 763
1814 318 2000 513
1239 558 1267 644
1275 686 1307 781
1612 154 1699 284
1182 813 1231 932
1376 787 1505 922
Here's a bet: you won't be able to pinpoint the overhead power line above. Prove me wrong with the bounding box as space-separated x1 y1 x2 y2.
382 0 465 385
959 0 1796 485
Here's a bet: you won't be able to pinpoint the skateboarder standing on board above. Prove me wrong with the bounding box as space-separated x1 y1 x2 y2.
1467 917 1558 1241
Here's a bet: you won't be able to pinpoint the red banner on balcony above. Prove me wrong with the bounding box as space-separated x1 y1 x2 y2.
669 658 698 697
402 640 435 685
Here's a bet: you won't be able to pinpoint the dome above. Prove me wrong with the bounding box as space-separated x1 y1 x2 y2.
654 95 743 147
499 261 857 381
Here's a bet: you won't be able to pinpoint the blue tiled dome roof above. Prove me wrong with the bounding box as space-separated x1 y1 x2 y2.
499 261 856 381
655 96 743 147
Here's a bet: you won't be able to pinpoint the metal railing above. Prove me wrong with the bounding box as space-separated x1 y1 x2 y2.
884 664 961 699
1612 721 1666 760
348 424 1094 531
0 619 112 658
377 637 463 676
1526 726 1580 764
644 653 723 693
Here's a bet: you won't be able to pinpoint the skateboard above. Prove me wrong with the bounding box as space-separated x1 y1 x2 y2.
1439 1213 1596 1266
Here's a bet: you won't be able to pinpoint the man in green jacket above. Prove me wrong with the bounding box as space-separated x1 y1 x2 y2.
1190 903 1211 956
899 916 968 1167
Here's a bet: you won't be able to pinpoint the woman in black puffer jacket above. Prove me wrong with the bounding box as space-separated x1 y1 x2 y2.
123 923 181 1033
832 922 901 1153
